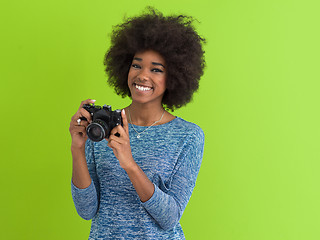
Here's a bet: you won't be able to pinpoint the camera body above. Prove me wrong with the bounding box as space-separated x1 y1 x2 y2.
82 104 123 142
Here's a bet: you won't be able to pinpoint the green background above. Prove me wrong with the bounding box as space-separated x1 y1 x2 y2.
1 0 319 239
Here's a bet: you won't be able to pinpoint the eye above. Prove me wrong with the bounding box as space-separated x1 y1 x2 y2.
152 68 163 73
131 64 141 69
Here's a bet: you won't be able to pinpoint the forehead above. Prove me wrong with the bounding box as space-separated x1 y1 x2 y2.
133 50 165 64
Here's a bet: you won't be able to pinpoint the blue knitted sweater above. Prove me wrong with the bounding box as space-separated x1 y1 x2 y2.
71 117 205 239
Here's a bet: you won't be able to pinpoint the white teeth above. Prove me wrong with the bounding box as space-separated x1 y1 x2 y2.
135 84 152 91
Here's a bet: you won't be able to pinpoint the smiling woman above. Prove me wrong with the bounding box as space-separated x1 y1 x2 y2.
127 50 168 116
104 7 206 111
69 6 206 240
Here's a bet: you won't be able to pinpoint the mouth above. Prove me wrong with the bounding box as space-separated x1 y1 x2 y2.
133 83 153 92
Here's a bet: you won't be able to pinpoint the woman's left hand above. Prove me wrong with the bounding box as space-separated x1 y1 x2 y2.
107 109 135 170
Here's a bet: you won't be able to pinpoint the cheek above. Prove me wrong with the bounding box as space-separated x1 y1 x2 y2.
161 77 167 90
127 70 134 84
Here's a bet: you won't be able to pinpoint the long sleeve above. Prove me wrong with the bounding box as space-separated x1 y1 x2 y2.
71 139 100 220
141 128 205 230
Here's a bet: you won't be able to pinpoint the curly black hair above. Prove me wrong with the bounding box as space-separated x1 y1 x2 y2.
104 7 206 111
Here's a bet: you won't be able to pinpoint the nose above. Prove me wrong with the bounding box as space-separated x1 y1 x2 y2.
137 68 150 82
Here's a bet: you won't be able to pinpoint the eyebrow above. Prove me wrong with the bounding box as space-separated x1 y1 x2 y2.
133 57 165 68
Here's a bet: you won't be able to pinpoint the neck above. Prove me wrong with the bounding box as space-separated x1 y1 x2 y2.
127 101 165 126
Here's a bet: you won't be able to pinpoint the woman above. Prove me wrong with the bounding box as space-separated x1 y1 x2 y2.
69 7 206 239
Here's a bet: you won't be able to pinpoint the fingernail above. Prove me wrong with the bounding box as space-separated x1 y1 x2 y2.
91 99 96 102
122 109 125 115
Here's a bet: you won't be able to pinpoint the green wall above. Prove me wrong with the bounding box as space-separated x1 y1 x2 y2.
1 0 319 239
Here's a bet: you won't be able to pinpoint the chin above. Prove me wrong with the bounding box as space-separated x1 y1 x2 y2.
131 95 163 106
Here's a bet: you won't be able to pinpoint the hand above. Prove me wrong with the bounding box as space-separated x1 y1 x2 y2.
107 109 135 170
69 99 96 150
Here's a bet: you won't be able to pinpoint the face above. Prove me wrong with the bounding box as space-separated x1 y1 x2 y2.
127 49 166 106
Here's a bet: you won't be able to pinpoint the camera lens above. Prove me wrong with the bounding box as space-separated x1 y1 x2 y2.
86 120 110 142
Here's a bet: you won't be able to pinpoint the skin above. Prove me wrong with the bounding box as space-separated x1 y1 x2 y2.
70 50 176 202
69 99 96 190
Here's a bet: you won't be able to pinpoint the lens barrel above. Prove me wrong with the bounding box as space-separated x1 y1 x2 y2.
86 120 110 142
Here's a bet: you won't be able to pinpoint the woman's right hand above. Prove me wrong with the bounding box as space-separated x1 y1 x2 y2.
69 99 96 150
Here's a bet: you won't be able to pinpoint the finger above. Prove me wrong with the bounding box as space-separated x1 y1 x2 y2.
121 109 129 134
108 139 121 149
78 99 96 110
79 108 93 123
71 100 94 122
108 134 126 145
70 124 87 132
110 125 128 139
70 125 87 137
74 118 89 127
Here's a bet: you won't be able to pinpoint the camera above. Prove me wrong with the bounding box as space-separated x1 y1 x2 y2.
81 104 123 142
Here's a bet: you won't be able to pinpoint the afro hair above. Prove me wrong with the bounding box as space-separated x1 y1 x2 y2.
104 7 206 111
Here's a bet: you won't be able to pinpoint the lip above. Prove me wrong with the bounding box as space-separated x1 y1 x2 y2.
133 82 153 89
132 83 153 93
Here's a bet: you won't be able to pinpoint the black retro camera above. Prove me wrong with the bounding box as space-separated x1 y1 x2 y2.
81 104 123 142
